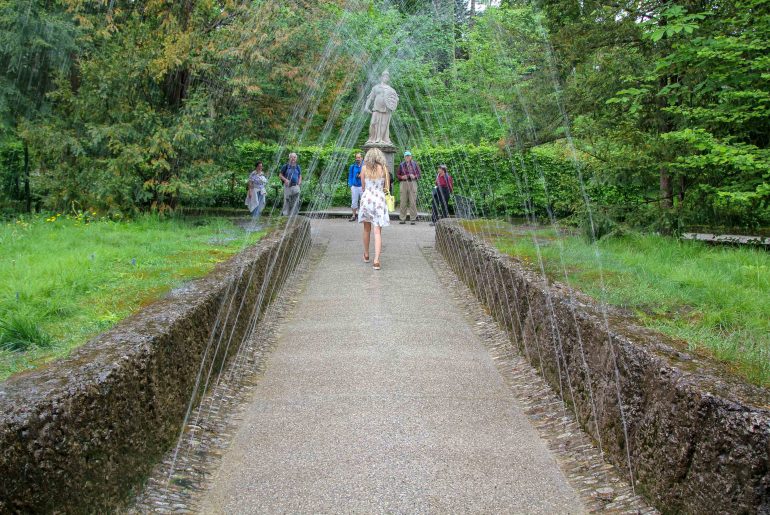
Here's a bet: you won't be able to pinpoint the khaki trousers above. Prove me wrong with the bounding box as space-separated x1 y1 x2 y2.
399 180 418 221
282 185 301 216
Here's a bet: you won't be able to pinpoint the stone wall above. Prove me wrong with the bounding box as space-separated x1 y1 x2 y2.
436 220 769 514
0 217 311 513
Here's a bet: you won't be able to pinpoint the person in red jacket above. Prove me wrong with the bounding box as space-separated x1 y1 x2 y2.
430 164 453 225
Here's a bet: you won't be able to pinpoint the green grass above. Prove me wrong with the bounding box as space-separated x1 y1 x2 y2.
0 214 266 380
461 220 770 387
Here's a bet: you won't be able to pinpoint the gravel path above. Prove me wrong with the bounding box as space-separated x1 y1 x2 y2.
199 219 585 513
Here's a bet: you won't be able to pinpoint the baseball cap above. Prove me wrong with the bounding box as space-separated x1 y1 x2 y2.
404 151 412 156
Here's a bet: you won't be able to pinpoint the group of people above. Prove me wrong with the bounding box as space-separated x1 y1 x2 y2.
348 150 453 226
348 151 454 225
349 149 455 270
246 148 455 270
245 153 303 222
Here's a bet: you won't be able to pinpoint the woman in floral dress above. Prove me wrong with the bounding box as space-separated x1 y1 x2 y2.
358 147 390 270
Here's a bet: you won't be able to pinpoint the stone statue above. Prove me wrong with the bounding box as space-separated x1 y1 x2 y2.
364 71 399 146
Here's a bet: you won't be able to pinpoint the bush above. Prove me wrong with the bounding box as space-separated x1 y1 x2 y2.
409 144 590 220
680 184 770 230
0 139 30 213
580 210 627 241
209 141 356 210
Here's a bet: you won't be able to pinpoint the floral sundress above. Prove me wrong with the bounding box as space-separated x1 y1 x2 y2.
358 177 390 227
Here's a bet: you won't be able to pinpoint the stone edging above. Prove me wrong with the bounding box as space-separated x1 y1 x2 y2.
435 219 770 514
128 242 324 513
0 217 311 513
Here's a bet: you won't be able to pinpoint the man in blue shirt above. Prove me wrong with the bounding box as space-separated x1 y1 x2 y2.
348 153 363 221
279 152 302 216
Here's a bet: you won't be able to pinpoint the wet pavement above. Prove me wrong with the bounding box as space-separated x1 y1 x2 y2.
199 219 586 513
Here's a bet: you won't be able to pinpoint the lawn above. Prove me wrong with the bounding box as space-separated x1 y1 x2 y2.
460 220 770 387
0 214 266 380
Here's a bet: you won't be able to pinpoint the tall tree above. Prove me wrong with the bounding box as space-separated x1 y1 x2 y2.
29 0 350 211
0 0 78 211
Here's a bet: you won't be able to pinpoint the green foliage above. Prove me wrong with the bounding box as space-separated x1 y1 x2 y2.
0 0 78 123
227 141 357 209
580 210 623 242
0 0 79 212
0 138 23 213
9 1 356 213
401 143 600 220
207 138 647 221
199 140 605 219
0 0 766 230
547 0 770 230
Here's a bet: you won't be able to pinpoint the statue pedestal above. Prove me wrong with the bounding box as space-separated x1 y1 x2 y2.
363 142 397 178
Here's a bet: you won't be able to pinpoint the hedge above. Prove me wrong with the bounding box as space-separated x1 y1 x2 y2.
1 136 626 224
208 141 603 220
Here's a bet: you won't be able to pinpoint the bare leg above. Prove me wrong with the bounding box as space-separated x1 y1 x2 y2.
362 221 371 260
373 226 382 263
351 187 359 221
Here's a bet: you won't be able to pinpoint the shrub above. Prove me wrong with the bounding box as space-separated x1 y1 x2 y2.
0 314 54 352
580 210 625 241
184 139 767 234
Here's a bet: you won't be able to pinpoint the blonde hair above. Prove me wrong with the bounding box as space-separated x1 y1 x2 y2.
362 148 387 179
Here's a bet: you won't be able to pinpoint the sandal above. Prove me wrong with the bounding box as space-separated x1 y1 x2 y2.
373 261 381 270
363 253 370 263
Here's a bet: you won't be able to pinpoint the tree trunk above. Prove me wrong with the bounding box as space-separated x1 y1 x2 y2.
165 68 190 107
658 168 673 208
658 167 675 234
23 141 31 213
14 159 20 198
656 50 674 212
180 0 194 31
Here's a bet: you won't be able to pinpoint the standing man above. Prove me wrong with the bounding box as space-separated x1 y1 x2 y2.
397 150 421 224
279 152 302 216
348 153 363 221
